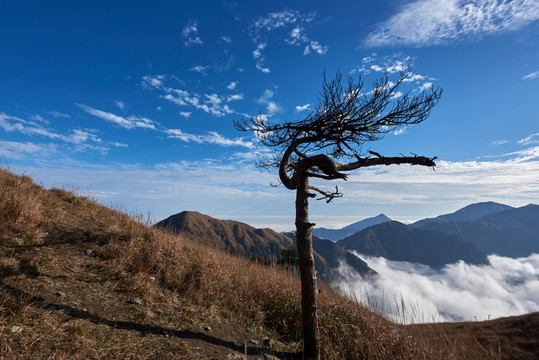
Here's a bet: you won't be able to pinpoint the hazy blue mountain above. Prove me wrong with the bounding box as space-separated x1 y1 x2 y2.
412 201 514 227
313 214 391 241
155 211 376 283
337 221 489 267
418 204 539 257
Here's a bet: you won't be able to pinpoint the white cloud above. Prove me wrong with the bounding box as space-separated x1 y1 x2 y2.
518 133 539 145
253 42 266 59
227 94 244 102
522 70 539 80
166 129 254 148
303 41 328 55
190 65 209 75
141 75 165 89
256 62 271 73
391 90 403 99
403 74 426 82
252 9 315 32
31 114 47 123
419 82 434 91
253 43 271 73
295 103 311 112
365 0 539 47
0 141 55 160
250 10 327 71
256 89 282 114
257 89 274 104
491 139 509 145
226 81 238 90
115 100 126 110
159 87 235 117
182 20 203 46
385 61 406 73
77 104 157 130
266 101 283 114
179 111 191 118
221 35 232 43
335 253 539 323
46 111 71 118
286 27 306 45
393 127 407 135
0 112 102 144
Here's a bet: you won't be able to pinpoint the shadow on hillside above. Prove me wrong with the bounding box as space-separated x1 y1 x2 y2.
0 282 301 359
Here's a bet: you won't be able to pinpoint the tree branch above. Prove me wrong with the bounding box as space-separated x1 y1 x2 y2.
308 185 343 203
337 154 437 171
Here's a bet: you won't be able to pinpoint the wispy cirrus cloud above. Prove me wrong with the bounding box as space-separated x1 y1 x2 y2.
491 139 509 146
0 112 102 144
77 104 157 130
46 110 71 118
349 53 437 94
253 42 270 73
0 141 56 160
143 75 237 117
522 70 539 80
166 129 254 148
365 0 539 47
141 74 166 89
250 9 327 72
257 89 283 115
115 100 127 110
190 65 209 75
182 20 203 46
518 133 539 145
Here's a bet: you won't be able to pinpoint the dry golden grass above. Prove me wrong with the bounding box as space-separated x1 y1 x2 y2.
0 166 526 359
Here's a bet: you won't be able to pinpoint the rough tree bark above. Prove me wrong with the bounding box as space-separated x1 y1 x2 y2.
295 170 320 360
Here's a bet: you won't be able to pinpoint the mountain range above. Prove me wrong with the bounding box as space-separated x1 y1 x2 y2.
155 211 375 284
337 221 489 267
155 201 538 277
334 202 539 265
414 203 539 258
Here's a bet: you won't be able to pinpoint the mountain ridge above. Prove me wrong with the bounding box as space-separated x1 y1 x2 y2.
412 201 514 227
337 220 489 267
155 210 376 283
417 204 539 257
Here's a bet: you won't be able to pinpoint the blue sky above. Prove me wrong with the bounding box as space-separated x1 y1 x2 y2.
1 0 538 230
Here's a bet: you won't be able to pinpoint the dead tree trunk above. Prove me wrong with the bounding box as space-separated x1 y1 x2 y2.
295 171 320 360
235 69 442 359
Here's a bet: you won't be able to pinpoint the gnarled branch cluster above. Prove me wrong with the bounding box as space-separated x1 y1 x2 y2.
234 69 442 199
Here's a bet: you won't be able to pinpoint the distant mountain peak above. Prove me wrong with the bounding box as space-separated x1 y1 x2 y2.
313 214 392 241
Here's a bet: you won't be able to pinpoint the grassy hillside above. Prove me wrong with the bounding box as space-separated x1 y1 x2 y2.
155 211 375 284
0 167 535 359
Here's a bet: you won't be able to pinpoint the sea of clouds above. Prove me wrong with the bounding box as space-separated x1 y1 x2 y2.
334 253 539 324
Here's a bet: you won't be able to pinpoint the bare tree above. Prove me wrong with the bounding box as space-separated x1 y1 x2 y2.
235 69 442 360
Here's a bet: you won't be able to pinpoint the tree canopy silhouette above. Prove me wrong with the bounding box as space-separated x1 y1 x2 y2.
235 69 442 360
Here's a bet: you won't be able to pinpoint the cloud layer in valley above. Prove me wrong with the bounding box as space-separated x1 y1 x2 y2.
335 253 539 323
